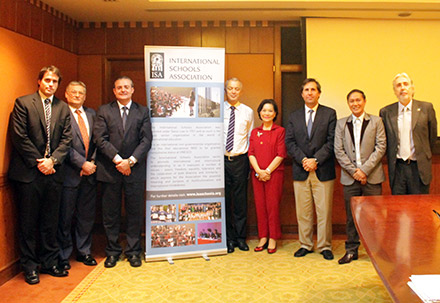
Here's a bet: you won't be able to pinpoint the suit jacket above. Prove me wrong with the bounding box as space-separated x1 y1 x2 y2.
334 113 386 186
94 100 153 183
379 99 437 186
285 104 336 182
63 106 97 187
8 92 72 183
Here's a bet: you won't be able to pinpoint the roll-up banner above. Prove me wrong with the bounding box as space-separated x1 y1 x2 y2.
145 46 227 262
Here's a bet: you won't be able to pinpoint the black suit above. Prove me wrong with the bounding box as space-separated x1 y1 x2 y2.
8 92 72 272
285 104 336 252
94 101 152 257
57 106 97 260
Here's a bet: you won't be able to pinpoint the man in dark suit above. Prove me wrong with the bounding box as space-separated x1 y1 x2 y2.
57 81 97 270
285 78 336 260
94 76 152 268
9 65 72 284
380 73 437 194
334 89 386 264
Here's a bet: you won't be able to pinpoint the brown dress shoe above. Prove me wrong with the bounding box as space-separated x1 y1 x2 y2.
338 252 358 264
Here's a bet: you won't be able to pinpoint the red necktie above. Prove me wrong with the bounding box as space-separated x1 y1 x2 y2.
76 109 89 156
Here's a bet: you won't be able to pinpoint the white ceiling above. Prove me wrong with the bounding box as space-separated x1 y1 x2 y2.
42 0 440 23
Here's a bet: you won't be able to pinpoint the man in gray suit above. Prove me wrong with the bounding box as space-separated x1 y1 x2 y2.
334 89 386 264
57 81 97 270
380 73 437 195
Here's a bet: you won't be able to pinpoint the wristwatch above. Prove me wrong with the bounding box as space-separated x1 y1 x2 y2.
128 158 135 167
50 156 59 165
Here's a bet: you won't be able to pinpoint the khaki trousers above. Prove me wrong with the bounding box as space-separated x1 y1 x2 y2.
293 171 334 252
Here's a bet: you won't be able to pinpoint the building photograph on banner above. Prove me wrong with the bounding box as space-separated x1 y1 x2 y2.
145 46 226 262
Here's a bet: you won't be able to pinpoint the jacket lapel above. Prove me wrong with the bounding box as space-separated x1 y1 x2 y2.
360 114 370 144
32 93 46 132
346 115 355 145
411 99 421 131
111 101 125 137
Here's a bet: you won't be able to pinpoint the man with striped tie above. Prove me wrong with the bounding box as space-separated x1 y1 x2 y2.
9 66 72 284
224 78 254 253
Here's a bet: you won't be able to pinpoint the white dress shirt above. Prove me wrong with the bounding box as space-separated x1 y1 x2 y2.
397 100 415 160
224 101 254 156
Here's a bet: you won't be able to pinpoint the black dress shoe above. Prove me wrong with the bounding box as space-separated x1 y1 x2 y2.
40 265 68 277
294 247 313 257
321 249 334 260
338 252 358 264
227 241 236 253
237 240 249 251
128 255 142 267
24 270 40 285
59 259 71 270
77 254 97 266
104 255 119 268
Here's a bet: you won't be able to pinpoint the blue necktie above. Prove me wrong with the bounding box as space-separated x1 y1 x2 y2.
307 109 313 138
226 106 235 152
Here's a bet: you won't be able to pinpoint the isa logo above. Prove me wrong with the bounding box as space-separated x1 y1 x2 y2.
150 53 164 79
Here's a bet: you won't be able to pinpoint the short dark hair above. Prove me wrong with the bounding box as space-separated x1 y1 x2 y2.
38 65 62 84
257 99 278 122
301 78 321 93
346 89 366 101
114 76 134 88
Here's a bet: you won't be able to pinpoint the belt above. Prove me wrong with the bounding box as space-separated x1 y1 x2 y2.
396 158 416 165
224 153 247 162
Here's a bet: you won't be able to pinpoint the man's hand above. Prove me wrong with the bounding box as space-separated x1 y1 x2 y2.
353 168 367 185
81 161 96 176
302 158 318 172
37 158 56 175
115 159 131 176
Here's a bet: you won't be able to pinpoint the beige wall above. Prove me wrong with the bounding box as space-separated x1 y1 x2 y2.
307 18 440 126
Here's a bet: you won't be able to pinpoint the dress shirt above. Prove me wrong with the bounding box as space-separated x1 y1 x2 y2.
113 100 137 164
69 105 90 136
352 112 365 167
224 101 254 157
304 103 319 126
397 100 415 160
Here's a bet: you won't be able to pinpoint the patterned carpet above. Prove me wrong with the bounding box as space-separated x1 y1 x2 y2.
62 240 392 303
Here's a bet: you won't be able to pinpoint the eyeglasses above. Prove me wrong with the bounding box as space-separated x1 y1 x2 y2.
68 90 85 96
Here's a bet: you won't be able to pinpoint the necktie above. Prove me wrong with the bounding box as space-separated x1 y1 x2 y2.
307 109 314 138
44 98 51 157
226 106 235 152
400 107 411 160
122 106 128 131
75 109 89 156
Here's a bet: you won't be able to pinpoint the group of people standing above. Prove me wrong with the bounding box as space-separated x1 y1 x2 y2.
223 74 437 266
8 66 436 285
9 66 152 285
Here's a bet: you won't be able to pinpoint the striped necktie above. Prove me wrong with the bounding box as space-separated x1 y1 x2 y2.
44 98 51 157
226 106 235 152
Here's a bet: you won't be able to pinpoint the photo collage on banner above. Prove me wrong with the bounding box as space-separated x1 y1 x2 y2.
145 46 226 261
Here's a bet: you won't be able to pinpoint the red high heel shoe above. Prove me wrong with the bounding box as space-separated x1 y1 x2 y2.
268 243 277 254
254 241 268 252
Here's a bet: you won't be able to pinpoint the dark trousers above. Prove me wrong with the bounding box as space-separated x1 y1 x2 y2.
101 180 144 257
224 154 250 242
392 160 430 195
343 181 382 254
57 178 96 260
15 175 63 272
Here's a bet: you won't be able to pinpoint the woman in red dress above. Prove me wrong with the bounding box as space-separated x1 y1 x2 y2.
249 99 286 254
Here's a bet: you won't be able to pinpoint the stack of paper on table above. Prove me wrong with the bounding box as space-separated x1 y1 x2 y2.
407 275 440 302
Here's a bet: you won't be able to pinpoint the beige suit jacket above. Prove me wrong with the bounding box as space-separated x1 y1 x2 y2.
334 113 386 186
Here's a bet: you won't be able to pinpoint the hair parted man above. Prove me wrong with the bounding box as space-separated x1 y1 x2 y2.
9 65 72 284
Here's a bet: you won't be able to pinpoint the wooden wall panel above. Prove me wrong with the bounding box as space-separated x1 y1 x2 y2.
250 27 274 54
0 0 16 31
42 10 54 44
106 27 127 55
53 17 64 49
78 27 106 54
202 27 225 48
153 27 178 46
226 27 250 53
16 0 31 36
78 55 103 111
30 2 43 41
177 27 202 47
127 27 154 54
64 22 75 53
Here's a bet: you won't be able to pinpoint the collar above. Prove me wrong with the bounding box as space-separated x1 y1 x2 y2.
256 123 280 131
38 91 54 103
351 112 365 123
398 100 413 112
117 100 132 110
305 103 319 113
69 105 85 113
227 101 241 109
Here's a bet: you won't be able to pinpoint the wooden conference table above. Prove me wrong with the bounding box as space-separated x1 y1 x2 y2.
352 194 440 303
